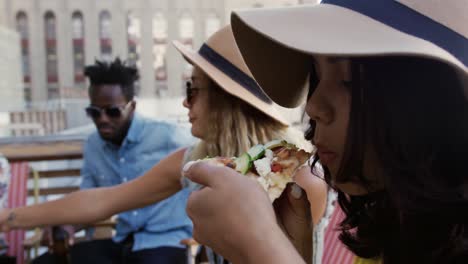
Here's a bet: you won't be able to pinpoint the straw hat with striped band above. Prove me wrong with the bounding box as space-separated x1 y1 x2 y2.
172 26 289 126
230 0 468 108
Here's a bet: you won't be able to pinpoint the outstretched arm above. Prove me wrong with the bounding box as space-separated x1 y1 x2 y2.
0 148 186 231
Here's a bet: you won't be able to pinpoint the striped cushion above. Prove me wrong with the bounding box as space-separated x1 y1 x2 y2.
6 162 29 264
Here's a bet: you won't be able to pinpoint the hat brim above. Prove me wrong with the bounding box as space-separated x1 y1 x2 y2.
231 4 468 108
172 41 289 126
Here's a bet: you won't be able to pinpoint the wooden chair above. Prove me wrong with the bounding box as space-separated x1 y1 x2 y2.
181 238 229 264
23 167 116 261
181 238 200 264
0 135 116 263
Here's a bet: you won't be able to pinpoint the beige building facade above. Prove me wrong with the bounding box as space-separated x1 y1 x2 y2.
0 0 318 106
0 0 24 112
0 26 23 111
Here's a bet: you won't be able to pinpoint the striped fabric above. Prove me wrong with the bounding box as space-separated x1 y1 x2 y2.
322 206 355 264
6 162 29 264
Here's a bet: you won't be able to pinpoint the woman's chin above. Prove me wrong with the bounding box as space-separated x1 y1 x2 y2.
190 127 204 139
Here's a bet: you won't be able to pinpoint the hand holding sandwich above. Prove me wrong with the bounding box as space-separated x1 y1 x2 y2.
184 161 310 264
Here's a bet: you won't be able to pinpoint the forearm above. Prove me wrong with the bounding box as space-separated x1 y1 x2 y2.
111 174 182 212
8 188 111 229
234 228 306 264
110 148 186 211
9 178 181 230
7 149 186 230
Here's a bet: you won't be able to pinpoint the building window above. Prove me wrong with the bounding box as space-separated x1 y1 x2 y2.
205 12 220 39
99 10 112 61
126 11 141 68
16 11 31 102
16 11 28 39
72 11 85 87
153 12 168 95
179 11 194 81
72 12 84 39
44 11 59 99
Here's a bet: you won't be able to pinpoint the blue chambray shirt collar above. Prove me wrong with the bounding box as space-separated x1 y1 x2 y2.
99 113 144 148
125 113 144 144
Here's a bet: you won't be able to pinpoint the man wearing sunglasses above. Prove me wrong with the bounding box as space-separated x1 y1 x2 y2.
33 58 194 264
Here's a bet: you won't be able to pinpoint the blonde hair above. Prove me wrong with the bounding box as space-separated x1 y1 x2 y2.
189 80 310 160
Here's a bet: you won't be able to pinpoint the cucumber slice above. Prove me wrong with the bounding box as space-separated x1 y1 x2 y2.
235 152 252 174
247 144 265 161
264 139 288 150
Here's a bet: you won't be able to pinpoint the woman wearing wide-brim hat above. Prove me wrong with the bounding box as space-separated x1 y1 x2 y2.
0 25 328 263
184 0 468 263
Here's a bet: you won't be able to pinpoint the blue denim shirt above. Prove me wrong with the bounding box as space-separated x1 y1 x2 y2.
81 114 195 251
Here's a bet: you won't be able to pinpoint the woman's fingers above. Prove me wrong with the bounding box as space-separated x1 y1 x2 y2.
185 165 280 260
287 184 312 220
274 184 313 262
183 161 237 188
186 187 214 230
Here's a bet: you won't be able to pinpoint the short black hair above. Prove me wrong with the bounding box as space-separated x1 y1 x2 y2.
84 58 139 101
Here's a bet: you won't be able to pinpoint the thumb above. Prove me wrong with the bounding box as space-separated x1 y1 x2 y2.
183 161 230 188
286 183 311 220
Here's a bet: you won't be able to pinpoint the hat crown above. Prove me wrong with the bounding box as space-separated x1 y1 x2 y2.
398 0 467 38
230 0 467 108
203 26 255 79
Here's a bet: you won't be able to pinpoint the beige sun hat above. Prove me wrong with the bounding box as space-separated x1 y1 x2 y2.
172 26 289 125
231 0 468 108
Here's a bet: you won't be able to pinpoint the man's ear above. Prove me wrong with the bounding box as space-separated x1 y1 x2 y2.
127 100 137 117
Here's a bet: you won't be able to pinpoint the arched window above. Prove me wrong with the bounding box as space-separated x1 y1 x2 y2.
16 11 31 102
44 11 59 99
153 12 167 40
72 11 85 87
72 11 84 39
152 12 168 94
16 12 28 39
126 11 141 68
45 11 56 39
99 10 112 61
179 11 194 80
179 11 194 46
205 12 220 39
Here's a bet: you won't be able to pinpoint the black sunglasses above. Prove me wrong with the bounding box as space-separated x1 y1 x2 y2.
85 101 131 119
185 81 199 104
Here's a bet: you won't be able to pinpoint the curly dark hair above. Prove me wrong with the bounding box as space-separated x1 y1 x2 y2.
309 56 468 263
84 58 139 101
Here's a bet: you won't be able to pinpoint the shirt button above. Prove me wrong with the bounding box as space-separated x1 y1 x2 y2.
123 177 128 182
120 158 125 163
133 211 138 216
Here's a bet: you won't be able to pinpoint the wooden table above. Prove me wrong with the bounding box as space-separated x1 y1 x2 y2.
0 135 86 162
